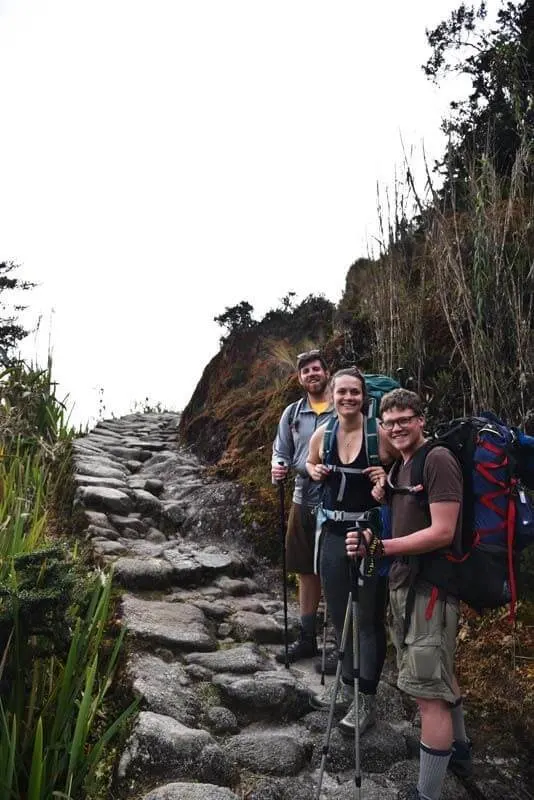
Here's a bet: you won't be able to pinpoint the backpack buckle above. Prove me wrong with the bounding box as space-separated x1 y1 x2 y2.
331 510 344 522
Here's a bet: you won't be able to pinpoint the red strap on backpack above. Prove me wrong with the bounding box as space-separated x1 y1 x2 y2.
425 586 440 620
507 478 518 621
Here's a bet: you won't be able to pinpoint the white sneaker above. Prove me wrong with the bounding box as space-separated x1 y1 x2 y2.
309 680 353 711
338 693 376 736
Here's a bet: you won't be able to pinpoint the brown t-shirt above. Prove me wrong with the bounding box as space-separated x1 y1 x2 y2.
388 445 463 590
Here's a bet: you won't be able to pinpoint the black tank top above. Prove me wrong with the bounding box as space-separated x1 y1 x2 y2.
323 434 375 533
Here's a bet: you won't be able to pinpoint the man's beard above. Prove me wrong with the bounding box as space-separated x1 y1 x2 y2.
306 378 327 396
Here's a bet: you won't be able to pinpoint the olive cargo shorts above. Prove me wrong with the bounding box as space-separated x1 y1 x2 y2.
389 585 458 704
285 502 316 574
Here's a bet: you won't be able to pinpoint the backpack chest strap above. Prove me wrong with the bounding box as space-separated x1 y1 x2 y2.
325 463 367 502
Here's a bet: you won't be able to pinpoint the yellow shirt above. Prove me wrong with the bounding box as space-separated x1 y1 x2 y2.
309 399 330 415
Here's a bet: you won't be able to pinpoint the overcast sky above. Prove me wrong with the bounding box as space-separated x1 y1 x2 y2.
0 0 490 429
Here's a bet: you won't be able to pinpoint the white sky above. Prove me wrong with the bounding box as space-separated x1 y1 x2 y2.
0 0 489 428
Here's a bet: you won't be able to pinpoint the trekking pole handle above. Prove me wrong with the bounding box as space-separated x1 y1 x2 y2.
272 459 289 485
346 526 365 596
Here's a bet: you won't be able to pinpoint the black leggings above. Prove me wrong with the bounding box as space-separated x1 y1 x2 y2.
320 527 388 693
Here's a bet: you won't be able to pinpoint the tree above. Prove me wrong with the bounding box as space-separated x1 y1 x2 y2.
0 261 34 363
213 300 256 338
424 1 534 203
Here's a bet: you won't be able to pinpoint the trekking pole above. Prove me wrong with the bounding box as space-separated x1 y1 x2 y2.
277 462 290 669
320 599 328 686
349 554 363 800
314 590 353 800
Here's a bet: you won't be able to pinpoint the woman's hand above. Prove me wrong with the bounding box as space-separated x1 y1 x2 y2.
363 466 386 485
307 462 331 482
364 465 386 503
371 482 386 503
345 528 372 558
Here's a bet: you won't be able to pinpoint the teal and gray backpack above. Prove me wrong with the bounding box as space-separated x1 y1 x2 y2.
322 373 401 468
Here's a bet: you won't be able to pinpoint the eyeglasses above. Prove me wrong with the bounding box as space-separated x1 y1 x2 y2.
379 414 420 431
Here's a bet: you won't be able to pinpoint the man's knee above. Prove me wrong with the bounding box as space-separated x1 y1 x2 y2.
417 696 450 721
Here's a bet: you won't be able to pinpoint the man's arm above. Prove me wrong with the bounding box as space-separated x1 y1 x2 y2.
347 501 460 559
271 404 295 482
383 501 459 557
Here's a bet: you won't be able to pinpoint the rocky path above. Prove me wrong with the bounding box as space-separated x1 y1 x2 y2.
73 414 530 800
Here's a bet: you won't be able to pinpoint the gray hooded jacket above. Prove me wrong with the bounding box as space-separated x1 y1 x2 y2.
272 397 334 506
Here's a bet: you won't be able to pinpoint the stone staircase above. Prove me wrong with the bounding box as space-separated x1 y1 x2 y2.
71 413 530 800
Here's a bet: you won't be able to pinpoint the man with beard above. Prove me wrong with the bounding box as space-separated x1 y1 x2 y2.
272 350 334 665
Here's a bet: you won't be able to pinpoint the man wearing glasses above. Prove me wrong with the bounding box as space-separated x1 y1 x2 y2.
271 350 334 665
346 388 471 800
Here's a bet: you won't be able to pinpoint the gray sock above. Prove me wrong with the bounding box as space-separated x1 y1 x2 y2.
451 697 468 743
300 613 316 639
418 742 451 800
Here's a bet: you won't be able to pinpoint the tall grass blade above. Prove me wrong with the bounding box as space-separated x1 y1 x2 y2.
27 716 44 800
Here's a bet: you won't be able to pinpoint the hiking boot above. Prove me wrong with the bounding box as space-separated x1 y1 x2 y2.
314 648 339 676
309 680 353 712
449 738 473 778
338 693 377 737
275 632 318 664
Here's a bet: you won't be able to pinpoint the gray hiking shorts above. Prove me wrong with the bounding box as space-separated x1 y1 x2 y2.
389 585 459 704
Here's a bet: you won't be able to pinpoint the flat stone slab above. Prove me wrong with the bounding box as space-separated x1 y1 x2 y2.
163 550 203 584
195 549 239 572
105 445 153 461
310 721 409 774
213 670 311 720
230 611 289 644
214 576 259 596
81 510 116 529
385 759 470 800
75 461 129 481
247 775 327 800
85 524 121 541
133 488 164 516
329 776 398 799
118 711 213 782
224 732 306 776
124 540 165 558
123 596 217 652
92 539 128 557
114 557 174 590
129 653 202 727
183 644 269 675
191 600 233 620
74 474 129 490
142 783 239 800
109 515 147 534
76 486 133 515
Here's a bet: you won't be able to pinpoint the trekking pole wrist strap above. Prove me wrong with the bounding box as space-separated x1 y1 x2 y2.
367 532 386 558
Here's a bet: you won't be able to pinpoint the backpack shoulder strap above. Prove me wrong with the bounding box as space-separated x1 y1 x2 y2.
365 396 380 466
287 398 304 429
409 441 435 488
386 442 434 506
322 416 339 464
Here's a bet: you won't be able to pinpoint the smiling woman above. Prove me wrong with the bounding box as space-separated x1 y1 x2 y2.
306 366 393 736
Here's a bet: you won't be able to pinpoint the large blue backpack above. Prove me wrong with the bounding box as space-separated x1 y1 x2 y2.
388 412 534 617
